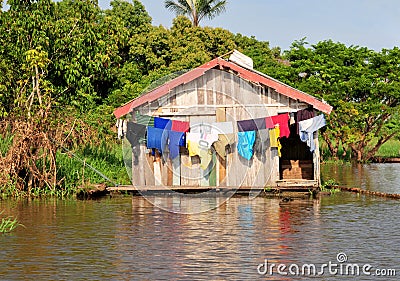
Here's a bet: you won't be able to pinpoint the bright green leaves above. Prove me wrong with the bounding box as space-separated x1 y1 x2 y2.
112 14 238 107
278 40 400 161
48 0 125 110
24 48 50 72
107 0 152 34
0 0 55 115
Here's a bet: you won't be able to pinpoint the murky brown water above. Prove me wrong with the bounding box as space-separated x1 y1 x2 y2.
0 164 399 280
322 162 400 194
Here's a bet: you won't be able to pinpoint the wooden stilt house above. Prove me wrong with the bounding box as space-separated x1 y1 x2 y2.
113 51 332 191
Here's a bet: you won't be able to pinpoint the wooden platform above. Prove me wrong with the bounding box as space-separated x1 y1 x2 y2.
107 183 318 193
276 179 318 188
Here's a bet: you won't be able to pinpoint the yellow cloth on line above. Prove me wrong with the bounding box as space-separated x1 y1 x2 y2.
269 126 282 157
277 139 282 157
187 139 200 157
199 148 213 170
269 127 279 147
187 133 218 169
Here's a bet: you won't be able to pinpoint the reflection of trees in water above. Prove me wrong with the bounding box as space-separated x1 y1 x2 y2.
322 162 400 194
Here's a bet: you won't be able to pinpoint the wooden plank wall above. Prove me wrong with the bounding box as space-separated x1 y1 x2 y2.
224 76 280 188
130 69 310 188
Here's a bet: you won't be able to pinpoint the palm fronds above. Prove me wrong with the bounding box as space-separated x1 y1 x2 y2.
164 0 227 26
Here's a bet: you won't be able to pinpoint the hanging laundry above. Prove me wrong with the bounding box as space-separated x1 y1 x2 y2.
254 117 267 130
126 122 146 148
136 113 155 127
254 129 270 157
186 133 218 169
187 133 218 154
265 116 275 129
199 148 214 170
123 120 127 137
190 123 212 134
237 117 266 132
213 133 235 158
296 107 315 122
271 113 290 138
168 131 185 160
201 133 219 150
210 121 234 134
298 114 326 152
116 119 123 139
172 120 190 132
299 118 314 132
296 108 315 134
269 126 279 147
187 133 201 157
237 131 256 160
154 117 172 130
237 119 254 132
269 126 282 157
147 127 168 154
278 140 282 157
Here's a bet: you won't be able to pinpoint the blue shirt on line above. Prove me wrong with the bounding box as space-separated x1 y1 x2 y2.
237 131 256 160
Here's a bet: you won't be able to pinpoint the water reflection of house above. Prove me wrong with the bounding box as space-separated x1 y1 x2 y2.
113 51 332 191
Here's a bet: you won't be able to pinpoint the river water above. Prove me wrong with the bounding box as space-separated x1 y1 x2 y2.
0 163 399 280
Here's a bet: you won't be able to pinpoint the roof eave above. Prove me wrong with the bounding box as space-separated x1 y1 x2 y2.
113 57 332 118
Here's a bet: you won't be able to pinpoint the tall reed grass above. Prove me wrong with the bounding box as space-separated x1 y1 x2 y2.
0 211 21 233
0 134 13 158
0 137 130 198
57 141 130 193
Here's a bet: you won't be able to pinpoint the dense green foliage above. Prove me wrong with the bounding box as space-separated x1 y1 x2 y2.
0 0 398 197
261 39 400 161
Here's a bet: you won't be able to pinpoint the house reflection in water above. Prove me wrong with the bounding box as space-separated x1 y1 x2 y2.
109 196 324 279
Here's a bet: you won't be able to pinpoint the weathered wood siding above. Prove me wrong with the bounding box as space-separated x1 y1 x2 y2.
130 69 317 187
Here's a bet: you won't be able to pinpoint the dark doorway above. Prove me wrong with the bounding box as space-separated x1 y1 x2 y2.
279 122 314 180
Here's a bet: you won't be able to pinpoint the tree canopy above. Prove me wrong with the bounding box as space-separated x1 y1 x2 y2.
260 39 400 161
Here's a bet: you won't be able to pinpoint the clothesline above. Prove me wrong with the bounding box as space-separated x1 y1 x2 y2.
117 109 326 167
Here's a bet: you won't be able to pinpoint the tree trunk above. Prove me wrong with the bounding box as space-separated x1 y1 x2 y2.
349 143 364 162
322 132 339 160
365 132 397 161
356 150 362 162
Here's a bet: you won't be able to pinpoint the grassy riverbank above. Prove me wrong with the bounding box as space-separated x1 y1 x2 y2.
375 139 400 158
56 141 131 193
0 135 130 198
321 138 400 162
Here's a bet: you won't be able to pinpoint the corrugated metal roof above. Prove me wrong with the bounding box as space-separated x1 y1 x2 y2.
113 57 332 118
